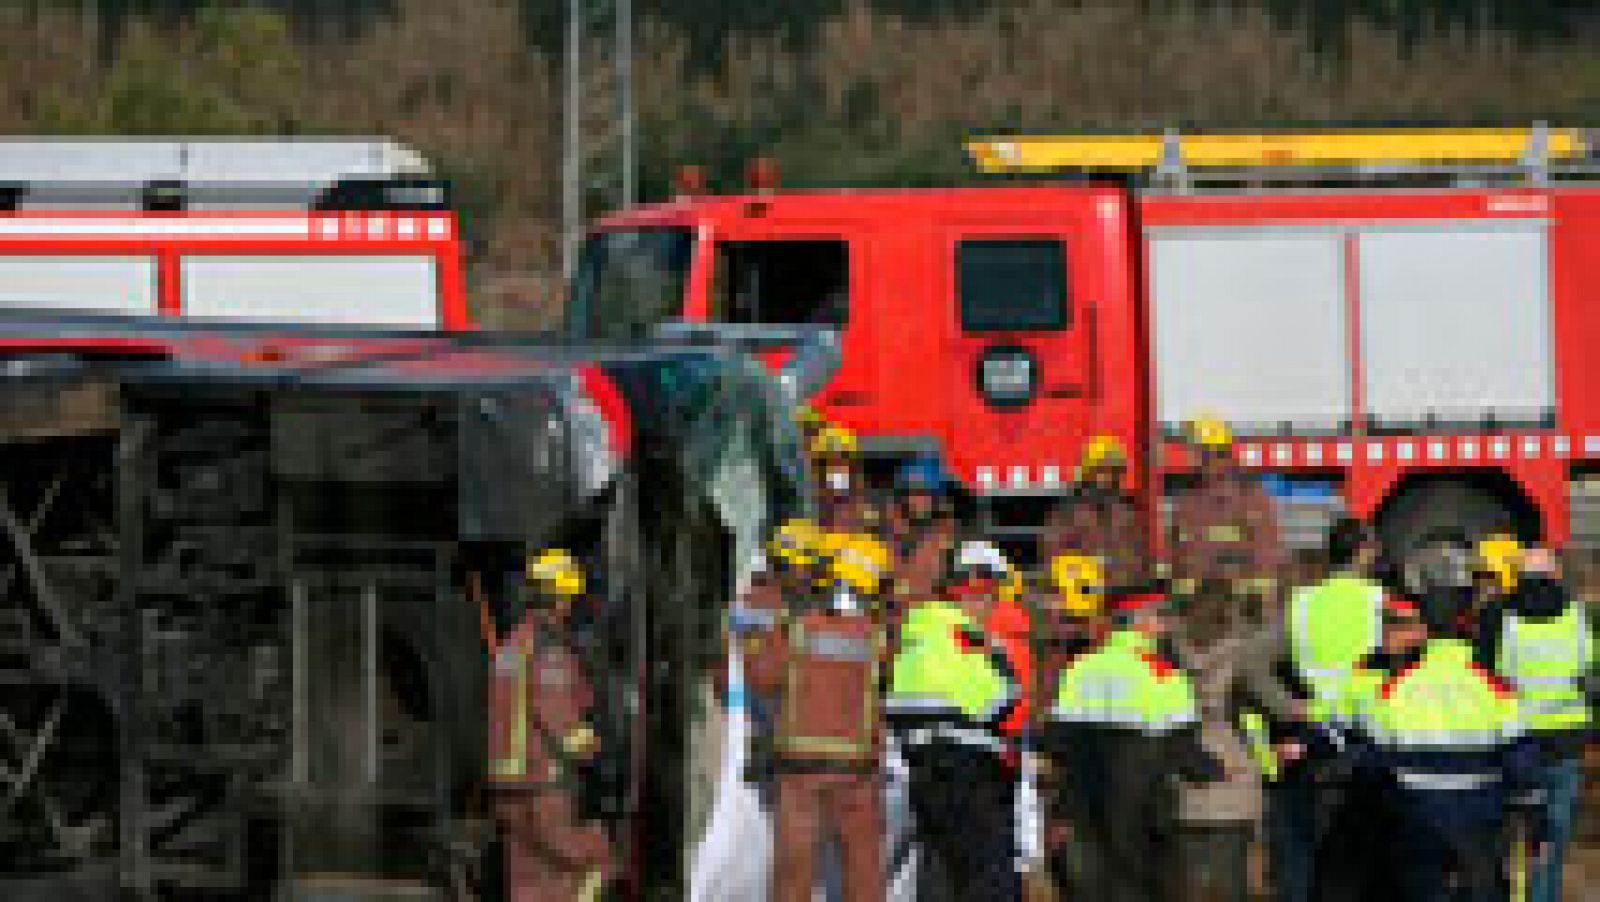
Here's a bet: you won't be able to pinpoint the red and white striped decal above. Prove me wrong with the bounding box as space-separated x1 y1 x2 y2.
963 431 1600 494
1229 433 1577 469
0 213 454 242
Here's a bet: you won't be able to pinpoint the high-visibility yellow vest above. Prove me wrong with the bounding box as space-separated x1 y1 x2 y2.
885 599 1015 729
1357 639 1522 751
1049 630 1199 734
1288 575 1383 722
1239 709 1279 782
1498 604 1593 734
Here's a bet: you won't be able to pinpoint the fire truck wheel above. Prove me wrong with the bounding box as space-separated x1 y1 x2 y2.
1378 480 1519 595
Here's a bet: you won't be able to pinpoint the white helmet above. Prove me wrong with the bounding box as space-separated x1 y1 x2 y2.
953 540 1011 580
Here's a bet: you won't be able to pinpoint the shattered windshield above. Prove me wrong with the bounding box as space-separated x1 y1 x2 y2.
568 227 694 341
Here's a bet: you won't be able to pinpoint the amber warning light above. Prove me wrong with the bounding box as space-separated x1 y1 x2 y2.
746 157 780 194
673 165 707 198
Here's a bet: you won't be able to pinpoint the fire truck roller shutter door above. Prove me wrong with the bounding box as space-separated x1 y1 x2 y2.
1148 228 1350 436
181 254 440 328
0 254 158 315
1356 221 1553 430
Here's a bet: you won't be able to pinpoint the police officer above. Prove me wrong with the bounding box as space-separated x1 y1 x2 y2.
1031 553 1108 892
1476 546 1596 902
1043 583 1221 902
1042 434 1148 589
809 425 879 535
1255 517 1386 902
886 541 1024 901
753 532 891 902
1347 591 1545 902
1169 417 1285 619
487 549 610 902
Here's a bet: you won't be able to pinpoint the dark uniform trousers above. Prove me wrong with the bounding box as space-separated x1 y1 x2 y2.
1391 815 1508 902
1049 729 1185 902
905 740 1020 902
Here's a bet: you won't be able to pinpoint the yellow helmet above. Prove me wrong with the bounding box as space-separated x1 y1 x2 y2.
826 533 892 595
1185 416 1233 450
809 425 858 459
1081 434 1128 471
768 518 821 569
527 548 586 598
1475 534 1523 592
1050 554 1105 616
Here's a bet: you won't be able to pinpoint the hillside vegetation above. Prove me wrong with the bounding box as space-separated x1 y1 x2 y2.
0 0 1595 326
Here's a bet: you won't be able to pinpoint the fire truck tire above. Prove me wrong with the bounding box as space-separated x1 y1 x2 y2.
1377 480 1517 594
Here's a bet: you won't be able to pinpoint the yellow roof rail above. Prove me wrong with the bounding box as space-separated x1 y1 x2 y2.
968 126 1588 173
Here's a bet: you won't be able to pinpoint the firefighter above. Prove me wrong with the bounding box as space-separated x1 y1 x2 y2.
1476 546 1596 902
733 518 824 792
809 425 879 535
1168 417 1285 620
752 532 891 902
1346 589 1546 902
1041 434 1148 589
884 455 959 626
1469 533 1523 630
885 540 1024 902
1042 583 1222 902
487 549 610 902
795 403 826 447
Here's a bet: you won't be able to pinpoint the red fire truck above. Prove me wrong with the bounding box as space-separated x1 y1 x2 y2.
0 139 467 329
576 126 1600 568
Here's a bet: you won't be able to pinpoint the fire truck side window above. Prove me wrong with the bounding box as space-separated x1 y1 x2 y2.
713 240 849 327
957 239 1069 332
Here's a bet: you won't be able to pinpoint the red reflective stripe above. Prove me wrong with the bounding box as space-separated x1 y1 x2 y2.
1467 660 1516 700
953 625 982 653
1380 661 1420 700
1140 652 1176 681
577 365 634 458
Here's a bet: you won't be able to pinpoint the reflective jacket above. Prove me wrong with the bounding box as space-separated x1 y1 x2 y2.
1287 574 1384 723
1478 575 1596 757
1349 638 1541 831
885 599 1019 754
1049 629 1199 734
488 617 595 790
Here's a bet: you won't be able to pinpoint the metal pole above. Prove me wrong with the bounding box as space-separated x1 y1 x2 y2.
618 0 635 210
563 0 583 281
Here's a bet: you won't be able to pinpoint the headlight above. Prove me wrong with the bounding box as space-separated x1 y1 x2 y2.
976 345 1038 408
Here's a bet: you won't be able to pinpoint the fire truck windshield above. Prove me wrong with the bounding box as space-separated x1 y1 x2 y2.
568 228 693 340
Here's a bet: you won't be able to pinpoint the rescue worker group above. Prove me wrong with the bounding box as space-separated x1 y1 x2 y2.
488 411 1596 902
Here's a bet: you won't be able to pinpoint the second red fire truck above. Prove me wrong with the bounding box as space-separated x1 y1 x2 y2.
577 125 1600 570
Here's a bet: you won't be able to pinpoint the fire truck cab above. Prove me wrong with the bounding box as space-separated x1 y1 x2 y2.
581 126 1600 571
0 139 467 330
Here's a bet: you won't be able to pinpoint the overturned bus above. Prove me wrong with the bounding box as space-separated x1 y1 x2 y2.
0 311 820 900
